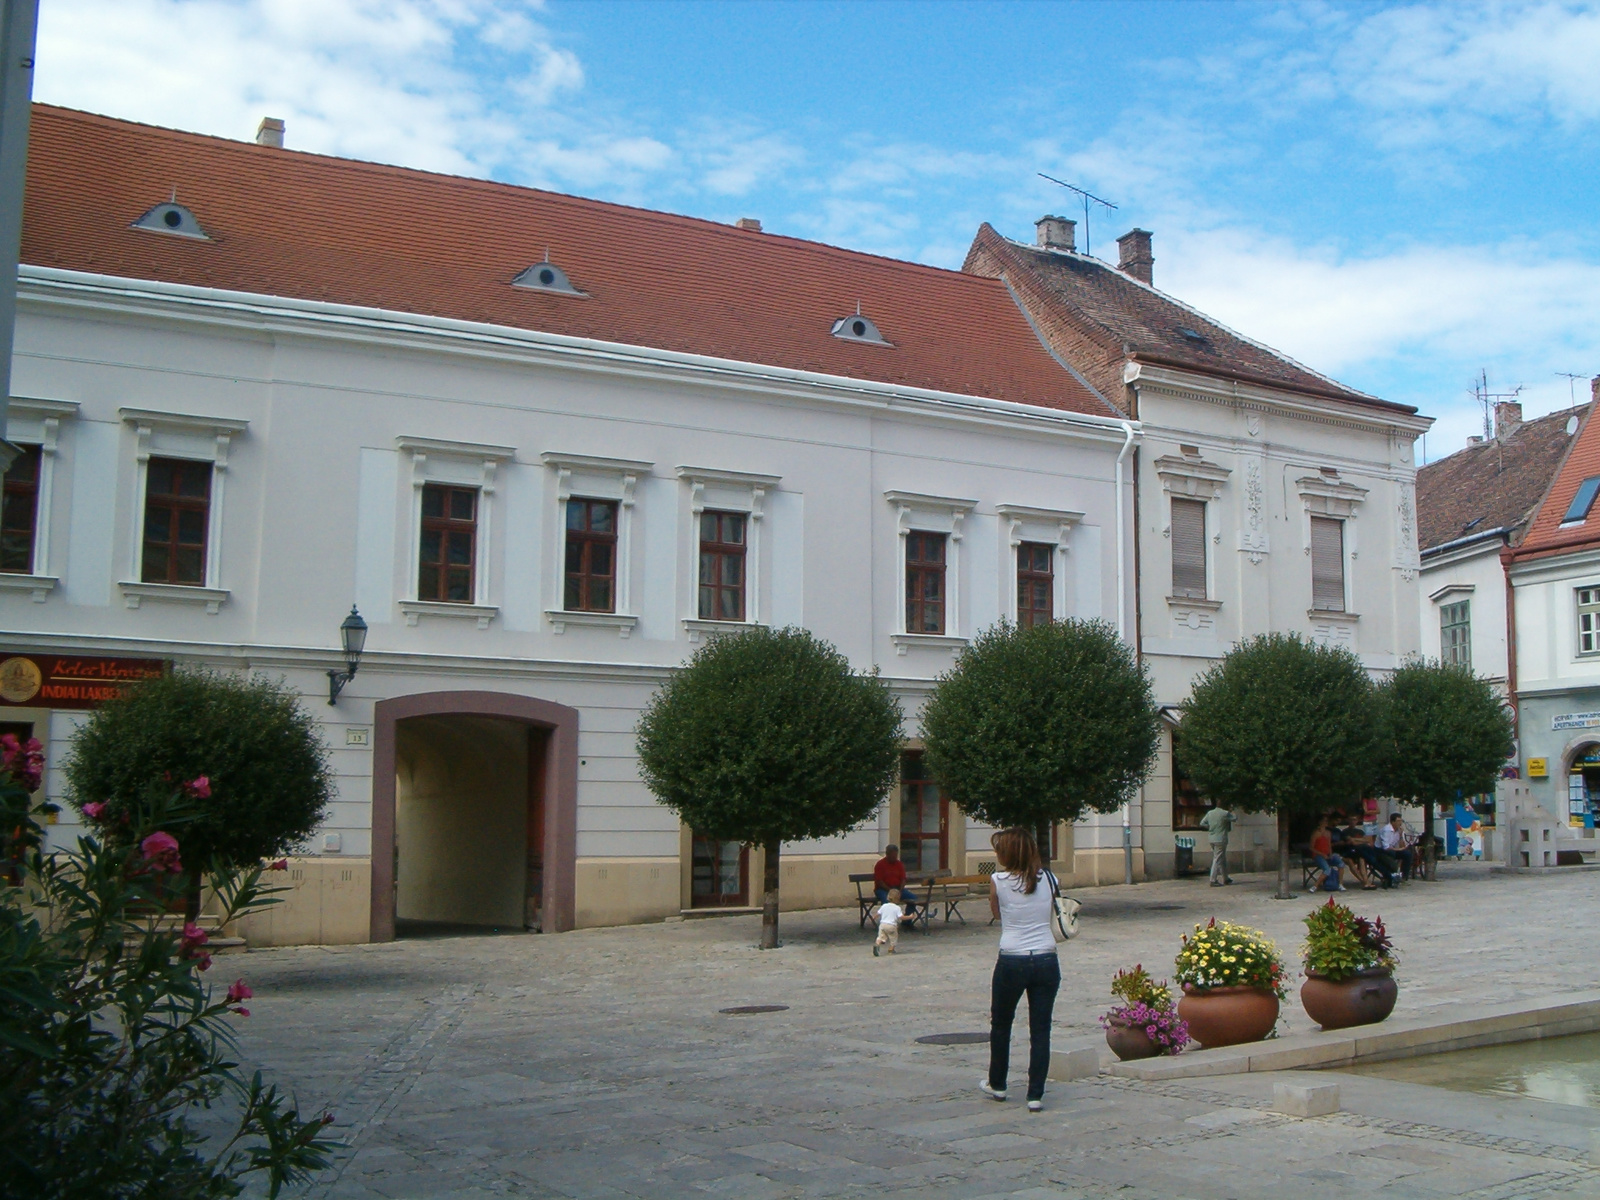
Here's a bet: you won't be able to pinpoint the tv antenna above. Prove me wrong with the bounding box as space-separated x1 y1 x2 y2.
1473 368 1523 442
1558 371 1588 408
1038 173 1117 257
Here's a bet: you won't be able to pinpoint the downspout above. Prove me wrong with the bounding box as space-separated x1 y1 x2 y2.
1117 419 1137 885
1502 539 1519 866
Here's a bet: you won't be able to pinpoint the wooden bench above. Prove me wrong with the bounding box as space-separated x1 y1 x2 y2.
929 874 990 925
848 871 949 932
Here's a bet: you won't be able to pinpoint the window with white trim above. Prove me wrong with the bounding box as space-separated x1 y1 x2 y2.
996 504 1080 628
398 436 512 627
678 466 779 641
1296 471 1366 622
1170 497 1207 599
0 400 75 602
886 490 975 653
1579 588 1600 656
1441 599 1471 667
544 452 653 637
1310 516 1346 612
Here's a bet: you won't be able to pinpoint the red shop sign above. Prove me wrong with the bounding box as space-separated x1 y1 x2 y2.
0 653 167 710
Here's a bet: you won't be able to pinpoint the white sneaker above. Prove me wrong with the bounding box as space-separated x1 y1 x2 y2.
979 1079 1007 1102
1027 1099 1043 1113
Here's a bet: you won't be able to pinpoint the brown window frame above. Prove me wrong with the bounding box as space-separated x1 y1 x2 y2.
690 836 749 907
898 750 948 873
140 456 212 586
905 531 947 635
1016 541 1054 628
417 483 479 604
698 510 748 621
565 498 619 613
1 443 42 575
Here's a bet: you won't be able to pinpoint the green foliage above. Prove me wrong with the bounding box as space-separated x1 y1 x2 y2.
0 768 334 1198
1110 964 1172 1009
1175 633 1377 818
64 669 333 870
635 627 904 846
1374 659 1514 810
1302 897 1398 981
920 619 1159 832
1174 918 1288 998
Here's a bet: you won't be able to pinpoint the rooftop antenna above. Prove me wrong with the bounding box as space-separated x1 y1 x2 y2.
1558 371 1587 408
1037 173 1117 258
1473 368 1523 468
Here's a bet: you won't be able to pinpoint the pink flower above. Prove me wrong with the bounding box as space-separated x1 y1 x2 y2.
139 831 183 874
267 858 288 871
181 921 209 949
184 775 212 800
82 802 107 822
2 734 44 793
226 978 252 1015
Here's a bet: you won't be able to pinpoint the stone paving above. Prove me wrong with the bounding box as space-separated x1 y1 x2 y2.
218 863 1600 1199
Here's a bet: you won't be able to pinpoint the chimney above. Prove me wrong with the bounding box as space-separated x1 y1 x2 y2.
1117 229 1154 285
1592 375 1600 405
1494 401 1523 440
1467 435 1485 446
255 117 285 148
1035 215 1076 252
735 217 762 232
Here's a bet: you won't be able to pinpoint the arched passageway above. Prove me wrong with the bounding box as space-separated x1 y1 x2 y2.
370 691 577 939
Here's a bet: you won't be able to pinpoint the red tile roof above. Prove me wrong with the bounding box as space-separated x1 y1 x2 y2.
963 224 1416 415
1416 406 1585 553
1508 403 1600 561
20 106 1111 417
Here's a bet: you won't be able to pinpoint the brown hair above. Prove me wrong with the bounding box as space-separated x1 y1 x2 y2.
990 827 1043 893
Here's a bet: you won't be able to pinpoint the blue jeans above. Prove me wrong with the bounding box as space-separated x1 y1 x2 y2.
1314 854 1343 889
875 885 919 910
989 952 1061 1101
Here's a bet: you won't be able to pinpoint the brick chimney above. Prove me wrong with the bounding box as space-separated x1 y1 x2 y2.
1494 401 1523 440
1117 229 1153 284
255 117 285 148
1035 215 1076 252
735 217 762 232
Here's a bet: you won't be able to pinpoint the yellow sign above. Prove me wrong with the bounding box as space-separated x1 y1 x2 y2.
1528 758 1548 778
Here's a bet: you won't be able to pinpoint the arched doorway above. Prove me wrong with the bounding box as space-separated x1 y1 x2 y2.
370 691 578 940
1562 739 1600 830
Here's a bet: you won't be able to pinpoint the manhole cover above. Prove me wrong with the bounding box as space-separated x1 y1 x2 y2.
719 1004 789 1014
916 1032 990 1045
1146 904 1186 911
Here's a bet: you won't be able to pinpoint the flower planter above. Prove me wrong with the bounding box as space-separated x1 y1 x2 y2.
1104 1016 1163 1061
1176 985 1279 1049
1301 967 1397 1030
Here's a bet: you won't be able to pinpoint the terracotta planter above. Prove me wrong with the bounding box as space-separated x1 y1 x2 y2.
1176 986 1280 1049
1301 968 1397 1030
1104 1017 1162 1061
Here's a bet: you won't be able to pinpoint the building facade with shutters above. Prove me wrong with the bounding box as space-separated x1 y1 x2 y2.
0 106 1139 941
965 218 1434 877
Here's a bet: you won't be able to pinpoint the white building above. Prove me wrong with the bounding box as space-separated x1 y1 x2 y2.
965 218 1433 875
0 106 1138 941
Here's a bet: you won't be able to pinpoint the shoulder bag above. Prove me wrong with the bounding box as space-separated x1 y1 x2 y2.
1044 869 1081 942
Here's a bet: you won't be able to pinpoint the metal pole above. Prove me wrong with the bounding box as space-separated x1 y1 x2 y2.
0 0 39 467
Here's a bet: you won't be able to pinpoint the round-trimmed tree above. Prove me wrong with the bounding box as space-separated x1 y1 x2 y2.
920 619 1160 864
65 667 334 918
635 626 903 948
1374 659 1514 878
1175 633 1377 899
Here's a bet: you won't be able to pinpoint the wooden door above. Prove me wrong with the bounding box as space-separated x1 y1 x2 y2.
898 751 948 873
690 837 749 907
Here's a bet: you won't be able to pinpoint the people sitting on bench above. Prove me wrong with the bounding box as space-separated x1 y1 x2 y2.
1331 812 1385 890
1310 816 1346 892
1375 814 1417 881
873 845 920 911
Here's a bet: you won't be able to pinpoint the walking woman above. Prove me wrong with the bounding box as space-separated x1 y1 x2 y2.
981 827 1060 1113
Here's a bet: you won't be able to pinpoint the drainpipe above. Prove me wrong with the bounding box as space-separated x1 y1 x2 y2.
1116 419 1137 885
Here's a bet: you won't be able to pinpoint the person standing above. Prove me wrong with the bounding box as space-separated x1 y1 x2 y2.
981 827 1060 1113
1200 805 1234 886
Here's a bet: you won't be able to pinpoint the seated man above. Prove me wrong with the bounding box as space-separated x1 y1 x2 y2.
873 844 920 914
1331 813 1382 889
1375 814 1417 881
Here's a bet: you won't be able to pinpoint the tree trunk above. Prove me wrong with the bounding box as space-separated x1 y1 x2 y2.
759 841 781 949
1275 810 1294 900
184 873 203 923
1421 800 1437 881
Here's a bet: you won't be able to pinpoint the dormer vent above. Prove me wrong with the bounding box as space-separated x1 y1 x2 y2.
133 202 209 240
831 312 891 346
1178 326 1207 344
511 259 584 296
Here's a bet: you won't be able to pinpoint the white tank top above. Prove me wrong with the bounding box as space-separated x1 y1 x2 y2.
992 870 1059 956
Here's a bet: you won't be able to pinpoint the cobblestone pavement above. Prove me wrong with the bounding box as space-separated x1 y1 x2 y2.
220 864 1600 1199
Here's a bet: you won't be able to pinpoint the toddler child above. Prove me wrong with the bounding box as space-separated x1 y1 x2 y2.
873 889 905 956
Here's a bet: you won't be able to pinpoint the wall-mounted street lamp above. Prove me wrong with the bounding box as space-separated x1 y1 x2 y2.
327 605 368 705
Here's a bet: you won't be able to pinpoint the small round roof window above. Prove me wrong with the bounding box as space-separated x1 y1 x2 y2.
132 202 209 240
512 260 584 296
831 312 891 346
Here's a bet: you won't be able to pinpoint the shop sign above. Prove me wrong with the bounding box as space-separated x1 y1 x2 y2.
1553 712 1600 731
0 653 166 710
1528 758 1548 778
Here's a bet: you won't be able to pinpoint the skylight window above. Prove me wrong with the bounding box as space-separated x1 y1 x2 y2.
1562 476 1600 525
1178 326 1207 343
511 260 584 295
132 202 209 240
831 312 891 346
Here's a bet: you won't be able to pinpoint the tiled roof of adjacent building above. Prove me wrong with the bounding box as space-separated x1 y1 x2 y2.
19 106 1111 417
1416 406 1587 554
1509 396 1600 561
962 223 1416 416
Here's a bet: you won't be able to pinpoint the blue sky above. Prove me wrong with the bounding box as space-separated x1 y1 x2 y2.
32 1 1600 458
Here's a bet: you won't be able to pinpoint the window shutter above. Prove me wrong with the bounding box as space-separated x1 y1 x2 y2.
1170 498 1207 598
1310 517 1345 611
